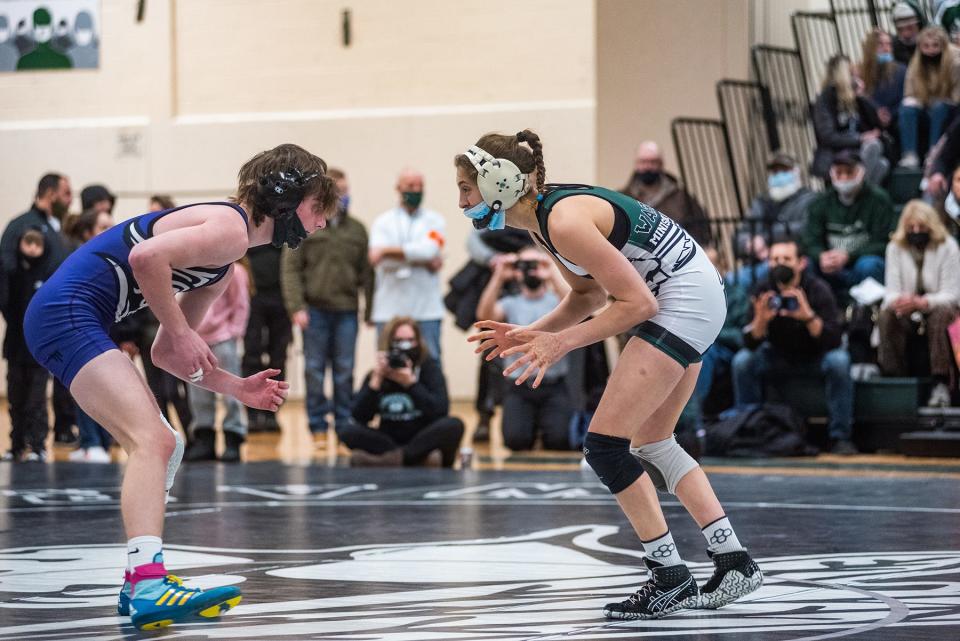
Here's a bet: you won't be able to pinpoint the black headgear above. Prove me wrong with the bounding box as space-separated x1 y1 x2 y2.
255 168 319 249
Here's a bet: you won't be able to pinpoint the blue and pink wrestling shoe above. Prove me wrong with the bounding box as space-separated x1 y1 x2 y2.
118 556 242 631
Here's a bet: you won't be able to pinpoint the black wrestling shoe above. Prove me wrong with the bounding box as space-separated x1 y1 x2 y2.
688 549 763 609
603 558 698 620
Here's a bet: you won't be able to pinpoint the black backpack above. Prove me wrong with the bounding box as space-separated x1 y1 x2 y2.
705 403 815 457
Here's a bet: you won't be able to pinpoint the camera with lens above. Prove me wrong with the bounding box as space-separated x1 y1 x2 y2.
767 294 799 312
387 339 418 369
513 259 539 274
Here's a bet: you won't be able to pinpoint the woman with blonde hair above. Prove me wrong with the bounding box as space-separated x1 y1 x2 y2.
860 29 907 136
898 26 960 167
812 54 888 183
880 199 960 406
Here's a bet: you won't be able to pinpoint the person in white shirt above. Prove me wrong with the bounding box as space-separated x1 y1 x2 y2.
368 169 446 361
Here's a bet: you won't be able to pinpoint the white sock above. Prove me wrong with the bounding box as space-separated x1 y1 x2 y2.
127 536 163 572
702 516 744 554
641 530 683 567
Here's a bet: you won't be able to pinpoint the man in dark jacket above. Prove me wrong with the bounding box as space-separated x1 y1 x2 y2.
2 229 51 460
731 240 857 455
621 141 712 245
281 168 373 436
892 0 925 65
803 150 897 291
1 173 73 444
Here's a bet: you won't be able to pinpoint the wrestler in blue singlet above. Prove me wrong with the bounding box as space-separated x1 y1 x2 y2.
25 202 247 387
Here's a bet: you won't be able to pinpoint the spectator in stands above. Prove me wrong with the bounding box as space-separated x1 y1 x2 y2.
79 184 115 215
942 164 960 238
812 55 889 184
892 0 926 65
476 245 573 451
879 200 960 407
184 260 251 462
804 150 897 291
149 194 175 211
899 26 960 168
936 0 960 44
860 30 908 142
735 152 817 286
1 173 73 444
692 246 750 416
62 208 119 463
281 168 373 437
342 316 464 467
369 168 446 361
732 240 857 455
1 228 50 461
923 112 960 198
243 245 292 433
620 141 712 245
452 227 532 441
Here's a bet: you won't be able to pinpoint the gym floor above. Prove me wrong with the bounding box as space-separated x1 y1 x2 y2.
1 401 959 639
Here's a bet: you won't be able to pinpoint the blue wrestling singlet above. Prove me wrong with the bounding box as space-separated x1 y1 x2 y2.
24 202 248 387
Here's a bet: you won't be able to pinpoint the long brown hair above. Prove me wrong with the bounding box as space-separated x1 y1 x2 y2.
64 208 111 244
454 129 546 197
234 143 338 226
823 55 857 113
379 316 429 364
860 29 897 95
906 26 955 106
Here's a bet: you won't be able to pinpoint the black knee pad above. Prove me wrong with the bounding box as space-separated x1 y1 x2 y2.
583 432 645 494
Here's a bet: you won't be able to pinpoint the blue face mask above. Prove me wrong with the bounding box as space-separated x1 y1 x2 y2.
767 171 795 189
877 52 894 64
463 201 505 230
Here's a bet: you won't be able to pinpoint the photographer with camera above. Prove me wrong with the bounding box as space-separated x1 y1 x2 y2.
340 316 464 467
476 246 573 450
731 240 857 455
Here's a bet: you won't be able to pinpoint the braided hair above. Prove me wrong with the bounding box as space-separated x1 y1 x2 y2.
454 129 546 196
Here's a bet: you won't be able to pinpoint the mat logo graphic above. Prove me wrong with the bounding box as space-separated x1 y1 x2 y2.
0 526 958 639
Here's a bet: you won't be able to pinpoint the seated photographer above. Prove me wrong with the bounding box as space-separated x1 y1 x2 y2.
879 200 960 407
732 240 858 455
341 316 464 467
476 246 573 450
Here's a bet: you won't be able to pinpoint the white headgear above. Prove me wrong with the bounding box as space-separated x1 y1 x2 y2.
465 145 530 213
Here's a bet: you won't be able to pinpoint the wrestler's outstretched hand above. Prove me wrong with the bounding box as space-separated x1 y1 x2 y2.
235 369 289 411
468 320 523 361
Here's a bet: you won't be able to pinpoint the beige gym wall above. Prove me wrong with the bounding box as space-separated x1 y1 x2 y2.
0 0 596 400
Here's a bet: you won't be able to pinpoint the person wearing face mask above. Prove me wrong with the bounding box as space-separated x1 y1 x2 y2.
860 30 907 139
15 7 70 70
620 141 712 246
812 55 889 184
898 26 960 168
733 240 856 455
892 1 926 65
879 200 960 407
0 15 19 72
66 10 97 69
735 153 817 286
804 150 897 293
342 316 464 467
476 246 574 451
1 229 51 462
281 167 373 438
369 168 446 362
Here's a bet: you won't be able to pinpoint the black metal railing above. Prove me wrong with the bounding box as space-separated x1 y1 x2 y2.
751 45 818 187
792 11 843 102
717 79 779 214
671 117 742 268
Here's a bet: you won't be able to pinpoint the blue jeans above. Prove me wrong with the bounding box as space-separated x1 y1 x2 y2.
305 309 358 433
821 253 885 290
732 344 853 440
376 319 442 363
694 343 735 405
899 100 954 157
77 407 111 449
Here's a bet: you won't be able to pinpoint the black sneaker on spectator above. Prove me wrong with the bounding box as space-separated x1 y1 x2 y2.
473 415 491 443
688 549 763 609
830 439 859 455
603 558 699 620
54 429 77 445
